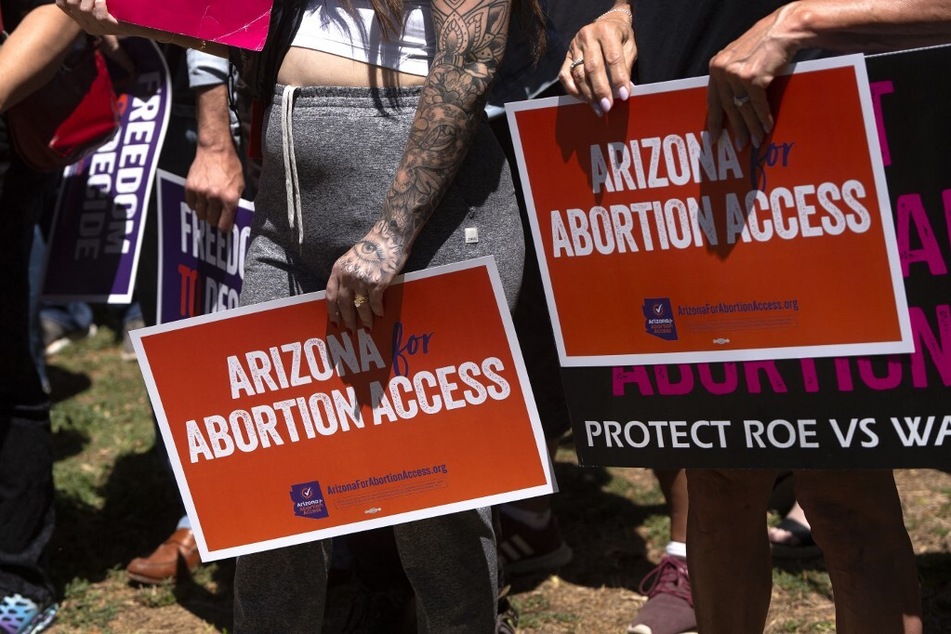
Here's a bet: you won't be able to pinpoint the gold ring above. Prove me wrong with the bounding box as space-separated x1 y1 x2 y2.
570 58 584 70
353 294 368 308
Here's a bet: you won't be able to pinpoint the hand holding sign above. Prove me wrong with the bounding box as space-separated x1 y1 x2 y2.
132 258 553 560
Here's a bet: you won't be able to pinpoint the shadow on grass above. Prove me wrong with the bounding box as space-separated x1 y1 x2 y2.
46 365 92 405
51 445 235 631
508 456 659 595
168 559 235 630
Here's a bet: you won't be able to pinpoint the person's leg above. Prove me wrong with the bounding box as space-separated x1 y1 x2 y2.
394 507 498 633
343 527 415 629
685 468 779 634
628 469 695 634
38 300 94 356
118 301 145 361
656 469 688 544
233 540 331 633
496 434 572 577
794 470 921 634
0 132 58 630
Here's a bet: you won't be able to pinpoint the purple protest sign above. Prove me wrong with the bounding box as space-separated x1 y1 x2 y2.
42 38 171 303
156 170 254 324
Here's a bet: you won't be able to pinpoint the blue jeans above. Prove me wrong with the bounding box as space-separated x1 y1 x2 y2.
38 301 93 333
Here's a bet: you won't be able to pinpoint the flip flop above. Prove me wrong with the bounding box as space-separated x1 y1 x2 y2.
768 517 823 559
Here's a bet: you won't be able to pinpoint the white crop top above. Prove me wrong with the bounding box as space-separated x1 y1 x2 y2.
291 0 436 77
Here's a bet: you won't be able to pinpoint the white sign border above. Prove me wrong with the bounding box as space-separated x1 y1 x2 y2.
506 54 913 367
132 255 556 561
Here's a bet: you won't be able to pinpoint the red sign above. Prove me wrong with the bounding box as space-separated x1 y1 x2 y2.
132 258 553 560
507 56 911 367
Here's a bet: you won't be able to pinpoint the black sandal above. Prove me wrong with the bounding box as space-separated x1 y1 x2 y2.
769 517 823 559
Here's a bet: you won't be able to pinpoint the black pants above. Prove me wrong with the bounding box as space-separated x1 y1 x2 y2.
0 117 57 604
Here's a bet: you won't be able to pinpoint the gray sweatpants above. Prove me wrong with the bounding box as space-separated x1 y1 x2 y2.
233 85 522 632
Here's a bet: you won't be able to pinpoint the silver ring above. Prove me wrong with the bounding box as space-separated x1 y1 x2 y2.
733 94 751 108
570 58 584 70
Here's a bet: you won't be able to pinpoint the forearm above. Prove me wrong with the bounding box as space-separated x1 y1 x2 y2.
186 81 243 232
195 83 233 152
0 5 82 113
764 0 951 58
376 0 511 254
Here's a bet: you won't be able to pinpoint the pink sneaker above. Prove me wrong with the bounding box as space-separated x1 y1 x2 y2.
627 555 697 634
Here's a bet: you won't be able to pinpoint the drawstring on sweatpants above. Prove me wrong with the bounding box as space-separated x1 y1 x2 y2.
281 85 304 247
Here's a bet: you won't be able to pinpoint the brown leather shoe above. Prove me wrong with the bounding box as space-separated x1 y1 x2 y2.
126 528 201 585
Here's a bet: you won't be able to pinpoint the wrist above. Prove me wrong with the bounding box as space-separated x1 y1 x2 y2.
196 135 235 153
372 213 413 251
597 6 633 24
770 2 815 55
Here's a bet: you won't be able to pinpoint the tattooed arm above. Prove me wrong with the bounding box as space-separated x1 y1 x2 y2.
325 0 513 330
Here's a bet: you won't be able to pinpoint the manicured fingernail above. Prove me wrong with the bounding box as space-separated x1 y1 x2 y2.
764 119 774 134
737 136 746 151
593 104 604 117
600 97 612 113
751 134 762 148
618 86 630 101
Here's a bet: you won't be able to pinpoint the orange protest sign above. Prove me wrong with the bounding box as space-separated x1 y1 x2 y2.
132 258 553 560
507 55 912 367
